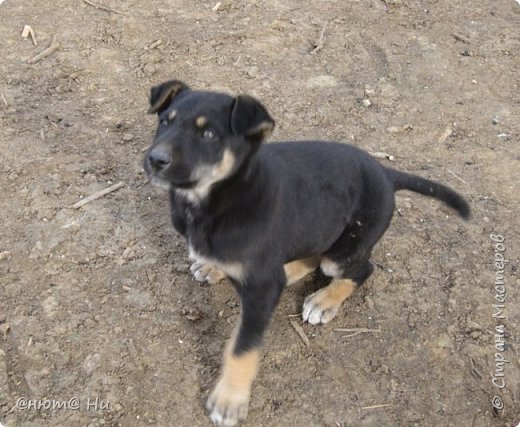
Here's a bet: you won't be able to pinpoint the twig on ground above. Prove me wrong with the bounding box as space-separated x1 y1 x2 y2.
289 319 310 346
333 327 381 338
451 33 470 44
1 93 8 107
361 403 392 410
21 25 38 46
82 0 127 16
27 35 60 64
71 181 125 209
147 39 162 50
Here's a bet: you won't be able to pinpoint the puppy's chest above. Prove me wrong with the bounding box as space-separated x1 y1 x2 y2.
184 212 245 282
187 237 245 283
186 222 212 257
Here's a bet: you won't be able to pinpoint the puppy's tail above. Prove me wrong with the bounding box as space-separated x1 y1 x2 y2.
384 168 470 220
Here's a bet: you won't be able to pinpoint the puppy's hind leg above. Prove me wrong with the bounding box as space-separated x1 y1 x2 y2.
303 220 384 325
303 189 394 325
302 260 373 325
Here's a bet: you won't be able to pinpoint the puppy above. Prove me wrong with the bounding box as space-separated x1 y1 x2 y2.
143 80 470 426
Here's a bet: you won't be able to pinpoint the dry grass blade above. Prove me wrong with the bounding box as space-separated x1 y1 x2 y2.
447 169 467 185
311 21 328 54
362 403 392 410
82 0 128 16
333 327 381 338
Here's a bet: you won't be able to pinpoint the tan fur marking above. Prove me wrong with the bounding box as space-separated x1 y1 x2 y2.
284 256 321 286
167 109 177 121
206 318 260 425
178 149 236 204
221 347 260 392
195 115 207 128
318 278 356 306
217 148 235 176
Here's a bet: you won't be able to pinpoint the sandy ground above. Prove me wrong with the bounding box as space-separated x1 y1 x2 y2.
1 0 519 426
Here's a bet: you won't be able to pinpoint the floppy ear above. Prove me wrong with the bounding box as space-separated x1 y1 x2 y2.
230 95 275 143
148 80 188 114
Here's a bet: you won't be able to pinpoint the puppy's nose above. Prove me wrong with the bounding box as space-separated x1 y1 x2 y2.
148 145 172 171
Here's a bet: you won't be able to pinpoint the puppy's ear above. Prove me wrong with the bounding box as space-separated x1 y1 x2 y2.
148 80 188 114
230 95 275 143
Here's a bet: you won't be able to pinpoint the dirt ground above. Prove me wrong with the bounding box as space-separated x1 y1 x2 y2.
1 0 519 426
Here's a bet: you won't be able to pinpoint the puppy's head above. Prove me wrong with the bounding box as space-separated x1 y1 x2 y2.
144 80 275 198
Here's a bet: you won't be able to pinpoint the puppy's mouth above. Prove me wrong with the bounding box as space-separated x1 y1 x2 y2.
147 173 197 191
173 180 197 189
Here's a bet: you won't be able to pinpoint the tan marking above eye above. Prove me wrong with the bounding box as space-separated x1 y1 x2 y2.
168 110 177 121
196 116 208 128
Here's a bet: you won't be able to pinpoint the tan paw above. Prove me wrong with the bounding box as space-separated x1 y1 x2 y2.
189 262 226 284
206 378 250 426
302 289 340 325
302 279 356 325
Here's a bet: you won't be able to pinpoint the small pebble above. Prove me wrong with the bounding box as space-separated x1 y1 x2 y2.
0 251 11 260
466 320 482 331
362 98 372 107
182 307 202 322
122 134 134 142
306 75 338 88
387 126 401 133
364 296 375 310
0 323 10 340
173 262 189 273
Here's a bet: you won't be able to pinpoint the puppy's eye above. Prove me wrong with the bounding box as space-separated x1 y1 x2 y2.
160 110 177 127
202 128 217 140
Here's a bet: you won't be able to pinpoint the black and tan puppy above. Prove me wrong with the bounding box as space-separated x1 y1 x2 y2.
143 80 470 426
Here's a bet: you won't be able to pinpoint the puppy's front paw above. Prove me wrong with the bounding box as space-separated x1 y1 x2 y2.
302 279 356 325
190 262 226 284
206 379 250 426
302 288 340 325
302 288 341 325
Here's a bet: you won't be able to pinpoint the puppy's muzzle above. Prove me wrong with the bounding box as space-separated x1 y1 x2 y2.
147 144 172 173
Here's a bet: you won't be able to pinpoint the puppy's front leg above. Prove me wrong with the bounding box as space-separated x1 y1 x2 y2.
207 270 285 426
